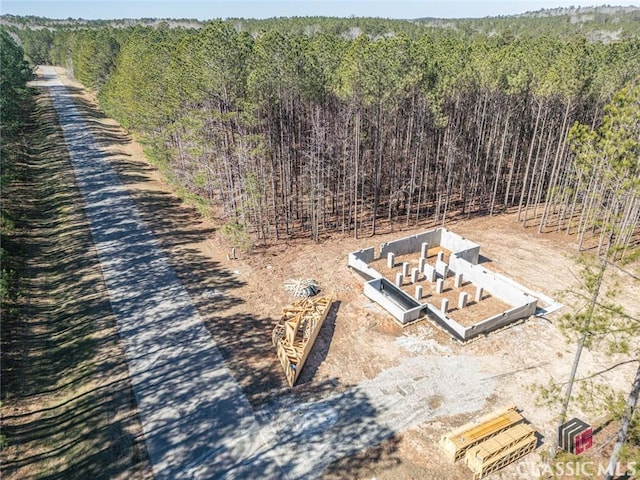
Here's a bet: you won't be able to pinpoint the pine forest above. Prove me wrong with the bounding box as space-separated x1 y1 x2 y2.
4 9 640 255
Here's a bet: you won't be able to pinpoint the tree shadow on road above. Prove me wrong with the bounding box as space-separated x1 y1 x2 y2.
1 87 152 480
252 376 403 479
49 70 404 479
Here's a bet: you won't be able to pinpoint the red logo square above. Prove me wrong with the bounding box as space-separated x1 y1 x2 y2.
574 427 593 454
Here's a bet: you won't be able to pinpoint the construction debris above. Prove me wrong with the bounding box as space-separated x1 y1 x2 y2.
272 294 333 387
440 406 538 479
284 278 320 297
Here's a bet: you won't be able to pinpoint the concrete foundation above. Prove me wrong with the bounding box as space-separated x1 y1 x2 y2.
448 257 536 307
380 231 441 258
364 278 424 325
348 248 382 280
440 229 480 264
349 227 542 340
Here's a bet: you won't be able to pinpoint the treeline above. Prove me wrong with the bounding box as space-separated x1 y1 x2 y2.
4 6 640 41
12 20 640 253
0 30 33 299
228 6 640 40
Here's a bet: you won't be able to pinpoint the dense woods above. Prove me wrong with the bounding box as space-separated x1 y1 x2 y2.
0 31 33 300
4 8 639 254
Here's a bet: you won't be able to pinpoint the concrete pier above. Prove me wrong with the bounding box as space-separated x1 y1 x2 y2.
436 260 449 279
415 285 423 300
402 262 410 277
454 273 463 288
411 268 419 284
387 252 395 269
436 278 444 294
396 273 404 288
458 292 468 309
424 264 436 282
475 286 484 302
441 298 449 313
421 242 429 258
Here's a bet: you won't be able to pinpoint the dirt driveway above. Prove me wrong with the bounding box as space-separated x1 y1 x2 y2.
47 66 640 479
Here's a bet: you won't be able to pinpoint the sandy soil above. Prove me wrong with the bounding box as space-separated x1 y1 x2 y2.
53 67 640 479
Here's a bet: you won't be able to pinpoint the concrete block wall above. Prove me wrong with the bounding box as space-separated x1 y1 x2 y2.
379 230 441 258
425 301 536 341
364 278 425 325
348 248 382 280
465 302 537 338
377 228 479 265
424 305 467 340
350 246 375 263
440 228 481 264
447 257 535 307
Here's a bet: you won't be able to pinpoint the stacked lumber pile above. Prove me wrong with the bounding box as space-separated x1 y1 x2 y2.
272 294 333 387
440 406 538 479
440 406 523 462
464 423 537 479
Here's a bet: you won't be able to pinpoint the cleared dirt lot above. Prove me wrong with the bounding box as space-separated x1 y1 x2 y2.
50 67 640 479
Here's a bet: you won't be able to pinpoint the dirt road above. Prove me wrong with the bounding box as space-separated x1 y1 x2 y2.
1 74 151 479
39 66 287 479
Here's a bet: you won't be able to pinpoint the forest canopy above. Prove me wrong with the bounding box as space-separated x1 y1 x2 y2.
3 7 639 252
0 30 33 301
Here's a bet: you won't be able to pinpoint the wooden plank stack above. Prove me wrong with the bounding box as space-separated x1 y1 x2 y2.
440 406 537 479
272 294 333 387
465 423 537 479
439 406 523 462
